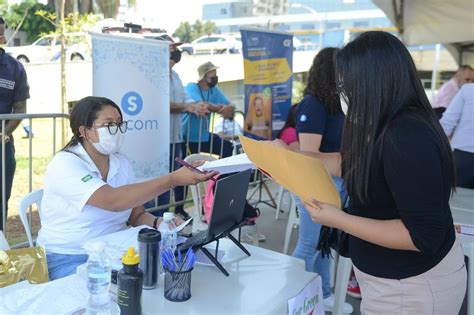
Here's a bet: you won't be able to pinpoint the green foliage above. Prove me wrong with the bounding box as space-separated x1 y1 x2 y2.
292 79 305 104
0 0 8 16
173 20 217 43
5 1 55 42
36 10 99 34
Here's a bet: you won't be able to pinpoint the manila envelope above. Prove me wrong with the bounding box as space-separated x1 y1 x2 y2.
240 136 341 208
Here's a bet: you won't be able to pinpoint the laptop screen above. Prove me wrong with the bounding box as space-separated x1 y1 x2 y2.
207 169 252 238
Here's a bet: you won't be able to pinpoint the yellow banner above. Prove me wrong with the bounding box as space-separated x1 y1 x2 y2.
243 58 292 85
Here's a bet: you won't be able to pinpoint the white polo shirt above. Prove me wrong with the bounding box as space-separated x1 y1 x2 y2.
37 143 135 255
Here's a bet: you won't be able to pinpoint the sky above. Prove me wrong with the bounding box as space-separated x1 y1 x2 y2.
7 0 222 35
130 0 223 34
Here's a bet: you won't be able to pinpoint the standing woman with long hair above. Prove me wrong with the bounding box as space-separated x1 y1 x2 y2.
302 32 466 314
291 47 352 313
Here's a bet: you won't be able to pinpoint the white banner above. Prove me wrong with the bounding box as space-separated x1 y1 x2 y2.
91 33 169 180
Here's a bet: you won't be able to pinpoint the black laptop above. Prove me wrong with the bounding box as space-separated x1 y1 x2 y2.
177 169 252 252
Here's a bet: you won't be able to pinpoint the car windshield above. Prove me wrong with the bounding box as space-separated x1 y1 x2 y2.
35 37 54 46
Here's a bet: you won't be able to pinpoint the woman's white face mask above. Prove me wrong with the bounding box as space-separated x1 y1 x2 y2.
340 94 349 116
92 127 124 155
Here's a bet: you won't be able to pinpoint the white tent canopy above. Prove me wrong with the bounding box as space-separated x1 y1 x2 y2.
373 0 474 65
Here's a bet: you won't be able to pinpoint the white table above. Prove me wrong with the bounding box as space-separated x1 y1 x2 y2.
0 229 319 315
143 239 317 314
450 187 474 315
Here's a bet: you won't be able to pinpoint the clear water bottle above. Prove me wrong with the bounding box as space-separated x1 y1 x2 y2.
158 212 177 253
84 241 113 315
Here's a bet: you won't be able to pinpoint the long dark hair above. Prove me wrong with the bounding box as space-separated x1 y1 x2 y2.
304 47 341 115
277 105 297 139
336 31 456 204
63 96 122 150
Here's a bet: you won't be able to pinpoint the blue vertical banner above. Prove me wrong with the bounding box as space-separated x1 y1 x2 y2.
240 28 293 140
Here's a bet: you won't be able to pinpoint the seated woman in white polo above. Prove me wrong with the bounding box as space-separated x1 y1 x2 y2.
36 96 216 280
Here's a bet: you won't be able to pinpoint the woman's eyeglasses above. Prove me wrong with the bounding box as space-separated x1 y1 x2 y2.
93 121 128 135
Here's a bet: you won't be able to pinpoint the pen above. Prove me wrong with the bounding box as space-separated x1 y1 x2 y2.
175 157 217 181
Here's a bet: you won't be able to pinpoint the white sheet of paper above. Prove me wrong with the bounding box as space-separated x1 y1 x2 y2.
287 276 324 315
88 226 144 271
0 274 88 314
199 153 255 175
195 247 225 266
176 218 193 232
460 224 474 236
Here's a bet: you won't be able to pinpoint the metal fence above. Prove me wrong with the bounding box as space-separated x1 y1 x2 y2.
1 110 245 247
0 113 69 247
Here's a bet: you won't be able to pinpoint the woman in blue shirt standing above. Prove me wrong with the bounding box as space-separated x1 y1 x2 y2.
292 48 352 313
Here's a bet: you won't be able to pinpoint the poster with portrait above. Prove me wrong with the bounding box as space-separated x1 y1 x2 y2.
241 28 293 140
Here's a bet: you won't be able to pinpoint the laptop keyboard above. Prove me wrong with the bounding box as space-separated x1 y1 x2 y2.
177 230 209 252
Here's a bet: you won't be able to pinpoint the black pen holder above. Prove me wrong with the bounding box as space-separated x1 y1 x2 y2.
164 268 193 302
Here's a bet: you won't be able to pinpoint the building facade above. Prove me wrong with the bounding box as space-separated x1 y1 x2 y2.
203 0 393 48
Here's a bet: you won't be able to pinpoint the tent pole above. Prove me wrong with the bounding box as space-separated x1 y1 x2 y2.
430 43 442 102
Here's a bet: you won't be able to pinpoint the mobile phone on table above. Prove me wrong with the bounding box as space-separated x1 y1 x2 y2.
175 157 217 181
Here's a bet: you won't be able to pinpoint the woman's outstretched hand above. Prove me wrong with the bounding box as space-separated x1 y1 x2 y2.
170 161 218 186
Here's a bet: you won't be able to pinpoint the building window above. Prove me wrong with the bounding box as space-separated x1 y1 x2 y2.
301 23 316 30
220 8 227 15
325 22 341 30
354 21 369 28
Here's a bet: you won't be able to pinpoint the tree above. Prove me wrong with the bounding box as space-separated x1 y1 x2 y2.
173 20 217 43
35 8 98 145
173 21 192 43
5 1 55 42
0 0 8 16
95 0 119 19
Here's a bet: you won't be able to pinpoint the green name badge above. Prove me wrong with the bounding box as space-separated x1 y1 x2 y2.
81 174 93 183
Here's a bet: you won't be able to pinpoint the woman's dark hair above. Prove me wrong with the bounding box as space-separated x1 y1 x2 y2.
277 104 297 139
304 47 341 115
336 31 456 204
63 96 122 150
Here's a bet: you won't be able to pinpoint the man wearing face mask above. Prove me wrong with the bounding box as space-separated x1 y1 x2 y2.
0 17 30 231
184 61 235 158
146 36 208 220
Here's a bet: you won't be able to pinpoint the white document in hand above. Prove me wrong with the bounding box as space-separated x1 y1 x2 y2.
199 153 255 175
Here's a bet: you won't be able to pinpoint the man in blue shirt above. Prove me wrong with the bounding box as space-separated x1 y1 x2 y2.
0 17 30 230
184 61 235 157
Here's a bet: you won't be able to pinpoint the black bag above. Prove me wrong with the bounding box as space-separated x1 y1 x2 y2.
316 195 350 258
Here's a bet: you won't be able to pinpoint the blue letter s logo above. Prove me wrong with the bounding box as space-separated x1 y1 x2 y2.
121 92 143 116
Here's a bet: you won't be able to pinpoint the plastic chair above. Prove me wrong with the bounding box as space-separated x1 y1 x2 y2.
283 198 299 254
19 189 44 247
332 253 353 315
184 154 217 233
0 231 9 250
450 187 474 315
275 186 291 220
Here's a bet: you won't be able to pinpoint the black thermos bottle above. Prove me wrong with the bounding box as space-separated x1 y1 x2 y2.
138 228 161 290
117 247 143 315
